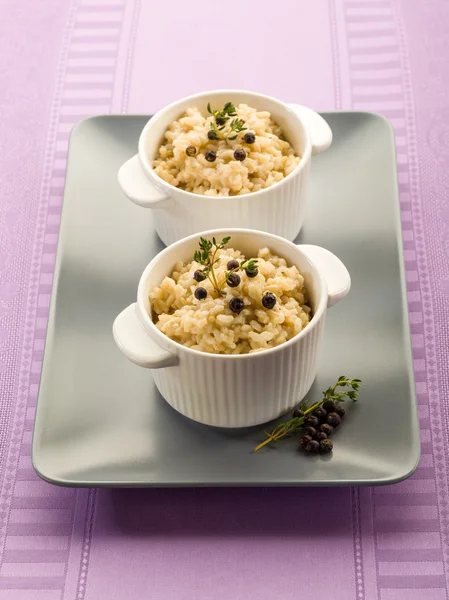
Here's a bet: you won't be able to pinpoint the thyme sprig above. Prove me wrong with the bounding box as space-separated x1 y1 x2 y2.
207 102 247 142
193 236 258 296
194 236 230 295
254 376 362 452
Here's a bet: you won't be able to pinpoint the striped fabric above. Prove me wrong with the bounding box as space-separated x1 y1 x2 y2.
0 1 126 596
0 0 448 598
342 1 447 598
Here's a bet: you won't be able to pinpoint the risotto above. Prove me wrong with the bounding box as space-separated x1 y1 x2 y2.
149 237 311 355
152 102 300 196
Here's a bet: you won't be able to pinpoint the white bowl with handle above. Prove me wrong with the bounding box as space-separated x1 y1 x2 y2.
118 90 332 246
113 229 350 428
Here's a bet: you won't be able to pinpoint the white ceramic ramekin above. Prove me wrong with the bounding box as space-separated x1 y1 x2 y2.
118 90 332 246
113 229 350 428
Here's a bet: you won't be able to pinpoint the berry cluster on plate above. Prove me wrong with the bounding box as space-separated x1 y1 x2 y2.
254 376 362 454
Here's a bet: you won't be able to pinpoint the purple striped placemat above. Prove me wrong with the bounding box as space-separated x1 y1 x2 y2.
0 1 127 597
0 0 448 598
341 1 447 597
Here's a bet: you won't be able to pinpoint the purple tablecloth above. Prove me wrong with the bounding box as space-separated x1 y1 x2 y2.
1 1 448 598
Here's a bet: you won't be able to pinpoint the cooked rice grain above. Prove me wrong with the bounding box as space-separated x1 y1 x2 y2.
150 247 311 354
152 104 300 196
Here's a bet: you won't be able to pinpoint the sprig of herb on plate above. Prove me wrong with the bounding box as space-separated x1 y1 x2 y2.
254 376 362 452
207 102 247 142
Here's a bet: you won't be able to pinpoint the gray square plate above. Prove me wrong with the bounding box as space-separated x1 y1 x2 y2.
32 113 420 487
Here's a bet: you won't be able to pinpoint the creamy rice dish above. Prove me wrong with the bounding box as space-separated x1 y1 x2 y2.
152 102 300 196
150 237 311 355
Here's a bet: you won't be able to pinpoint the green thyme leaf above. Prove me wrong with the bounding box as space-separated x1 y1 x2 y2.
192 236 233 295
207 101 247 143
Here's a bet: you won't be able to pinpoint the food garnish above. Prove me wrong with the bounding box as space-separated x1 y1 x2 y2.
207 101 247 142
193 269 206 282
184 103 258 163
254 376 362 453
229 297 245 314
233 149 247 161
243 132 256 144
226 273 241 288
193 236 258 296
245 265 258 278
227 259 240 270
262 292 276 309
194 287 207 300
205 150 217 162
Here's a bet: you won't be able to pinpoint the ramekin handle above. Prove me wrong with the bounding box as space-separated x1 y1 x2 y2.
118 154 173 208
288 104 333 155
299 245 351 308
113 303 178 368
